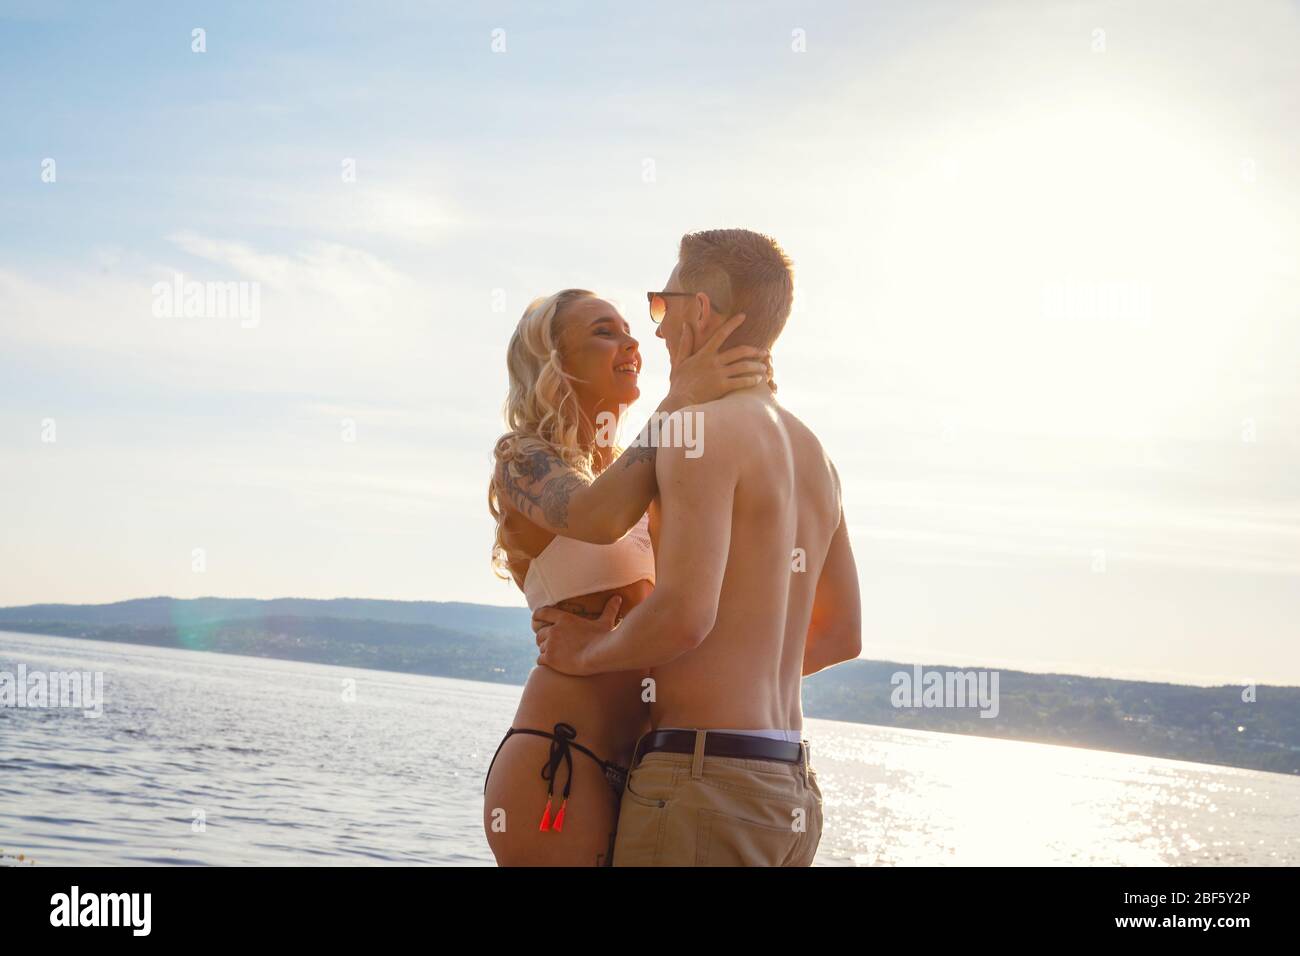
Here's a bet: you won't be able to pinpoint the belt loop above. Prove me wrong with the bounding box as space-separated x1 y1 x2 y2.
630 729 648 775
691 729 707 779
800 740 809 784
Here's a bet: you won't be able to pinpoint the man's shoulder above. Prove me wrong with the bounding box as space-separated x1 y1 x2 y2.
689 390 777 430
667 393 768 457
652 397 749 483
707 393 827 453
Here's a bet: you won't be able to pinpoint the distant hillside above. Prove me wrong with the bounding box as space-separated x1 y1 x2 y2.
0 596 531 637
805 659 1300 777
2 597 1296 776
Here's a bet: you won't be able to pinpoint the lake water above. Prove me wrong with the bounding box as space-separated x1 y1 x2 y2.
1 631 1296 866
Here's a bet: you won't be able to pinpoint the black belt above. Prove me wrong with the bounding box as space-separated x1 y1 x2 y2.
634 729 805 767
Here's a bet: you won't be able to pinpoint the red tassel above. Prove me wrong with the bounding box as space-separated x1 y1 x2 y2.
553 798 568 832
539 797 553 831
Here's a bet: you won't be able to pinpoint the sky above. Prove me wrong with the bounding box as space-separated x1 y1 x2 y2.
1 0 1297 686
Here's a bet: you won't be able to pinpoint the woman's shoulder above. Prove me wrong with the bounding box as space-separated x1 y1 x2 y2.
493 434 573 481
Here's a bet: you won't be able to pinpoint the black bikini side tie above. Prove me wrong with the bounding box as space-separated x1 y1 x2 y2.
538 721 577 831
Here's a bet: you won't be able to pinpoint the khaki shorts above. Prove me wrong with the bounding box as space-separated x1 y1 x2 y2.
612 730 823 866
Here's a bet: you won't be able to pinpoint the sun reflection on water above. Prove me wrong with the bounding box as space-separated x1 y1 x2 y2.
809 719 1298 866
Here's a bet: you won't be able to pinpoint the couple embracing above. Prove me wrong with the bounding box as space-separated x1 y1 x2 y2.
482 228 862 866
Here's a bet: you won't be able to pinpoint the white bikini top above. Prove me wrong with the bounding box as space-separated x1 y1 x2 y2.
522 513 655 611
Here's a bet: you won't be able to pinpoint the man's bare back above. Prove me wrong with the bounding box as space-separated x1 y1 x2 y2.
648 385 841 731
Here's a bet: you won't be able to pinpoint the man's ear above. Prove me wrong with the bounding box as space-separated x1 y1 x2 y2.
697 293 726 341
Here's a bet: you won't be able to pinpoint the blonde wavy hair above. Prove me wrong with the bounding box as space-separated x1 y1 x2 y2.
488 288 602 580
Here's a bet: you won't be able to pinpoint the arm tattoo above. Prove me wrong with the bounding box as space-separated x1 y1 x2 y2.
616 442 656 470
538 473 584 528
497 420 658 532
614 416 662 471
498 448 588 530
552 600 604 620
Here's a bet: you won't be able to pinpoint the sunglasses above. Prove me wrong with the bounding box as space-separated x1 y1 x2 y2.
646 291 701 325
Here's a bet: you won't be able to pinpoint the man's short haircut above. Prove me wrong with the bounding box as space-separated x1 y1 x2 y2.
677 228 794 348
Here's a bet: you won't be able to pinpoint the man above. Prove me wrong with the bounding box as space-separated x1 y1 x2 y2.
533 228 862 866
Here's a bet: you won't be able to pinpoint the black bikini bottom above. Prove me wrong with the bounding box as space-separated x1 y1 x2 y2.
483 721 630 866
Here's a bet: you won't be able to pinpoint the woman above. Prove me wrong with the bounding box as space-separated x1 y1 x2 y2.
482 287 767 866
